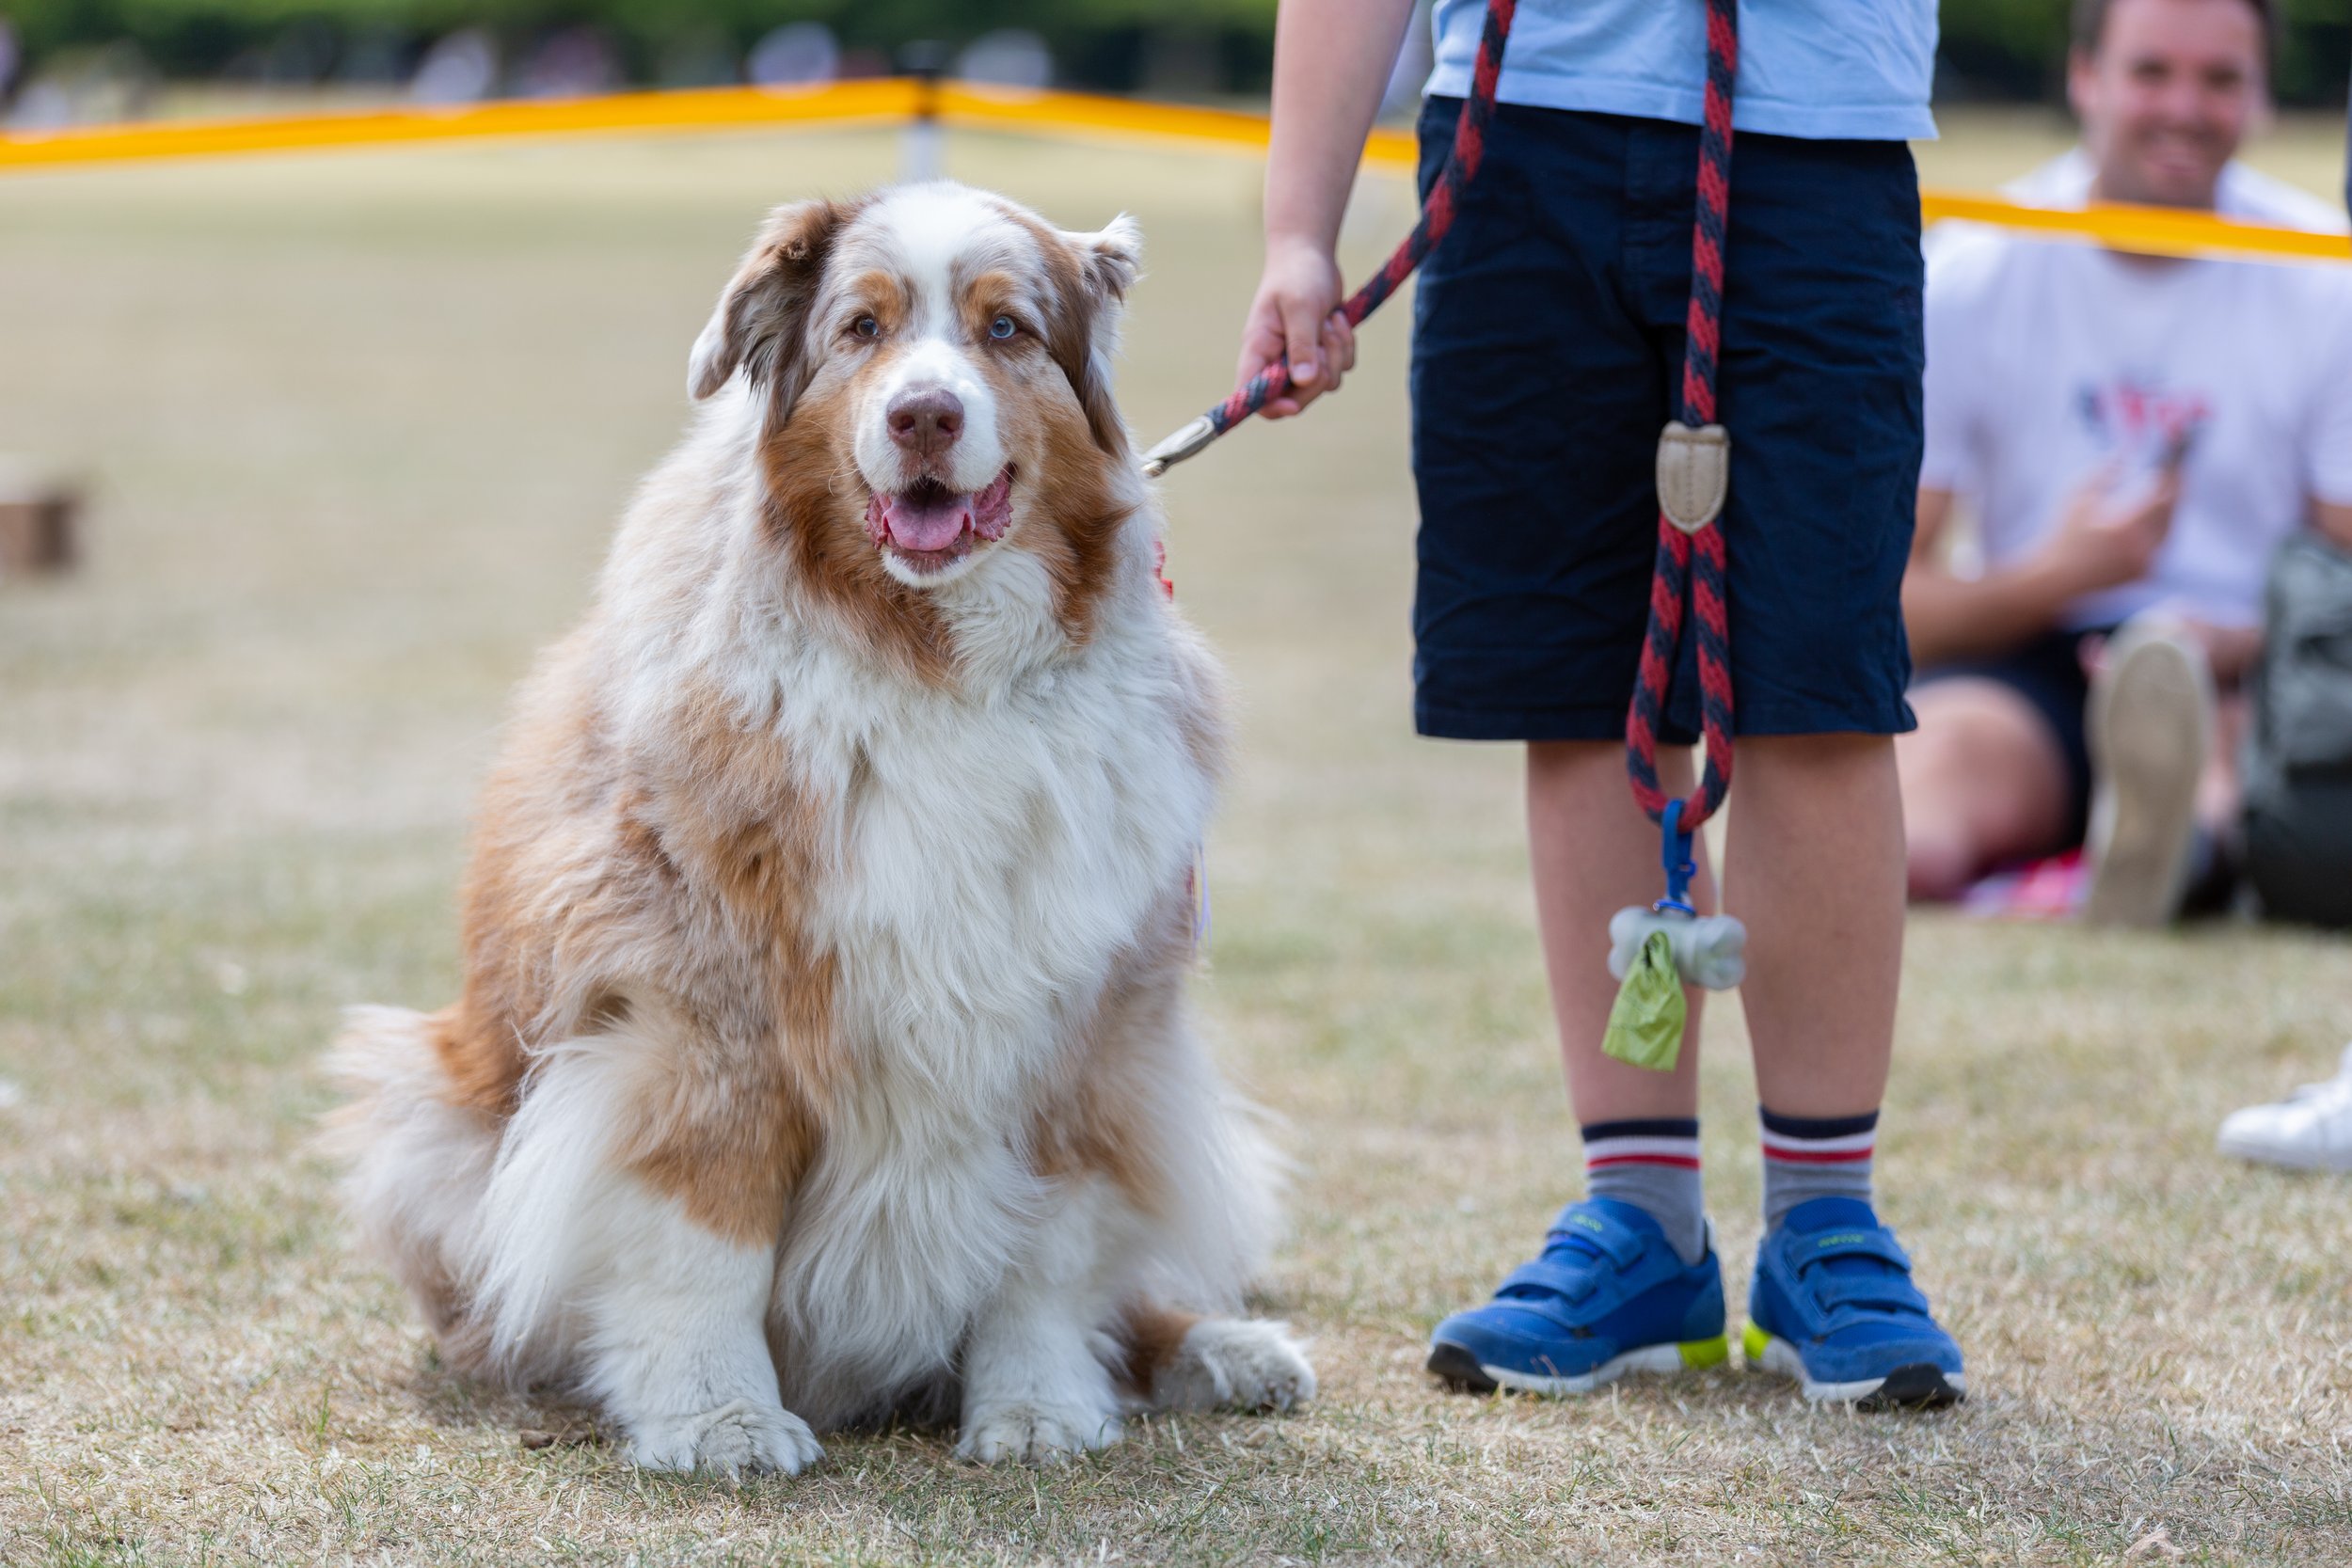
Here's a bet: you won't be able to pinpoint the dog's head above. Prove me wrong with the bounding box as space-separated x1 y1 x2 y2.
690 182 1141 594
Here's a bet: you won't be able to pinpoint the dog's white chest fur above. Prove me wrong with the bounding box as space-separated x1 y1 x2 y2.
764 572 1211 1410
824 633 1199 1061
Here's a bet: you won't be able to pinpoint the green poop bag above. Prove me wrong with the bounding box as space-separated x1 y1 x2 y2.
1602 928 1686 1072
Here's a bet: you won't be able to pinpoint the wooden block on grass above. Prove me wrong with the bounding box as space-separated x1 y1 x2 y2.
0 464 80 577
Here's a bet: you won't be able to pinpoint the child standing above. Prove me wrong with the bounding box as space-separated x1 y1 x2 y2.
1238 0 1963 1406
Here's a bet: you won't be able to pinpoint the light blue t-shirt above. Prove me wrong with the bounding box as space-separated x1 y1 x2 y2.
1426 0 1938 142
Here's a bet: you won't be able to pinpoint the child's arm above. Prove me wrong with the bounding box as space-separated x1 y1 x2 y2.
1238 0 1422 420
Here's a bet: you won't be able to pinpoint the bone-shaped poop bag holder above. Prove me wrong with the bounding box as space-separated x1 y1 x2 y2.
1608 904 1747 992
1610 800 1746 990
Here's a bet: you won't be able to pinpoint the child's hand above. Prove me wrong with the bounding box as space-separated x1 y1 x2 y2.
1235 239 1358 420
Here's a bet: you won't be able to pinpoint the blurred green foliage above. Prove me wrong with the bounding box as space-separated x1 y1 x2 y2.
0 0 1285 90
1940 0 2347 103
0 0 2344 103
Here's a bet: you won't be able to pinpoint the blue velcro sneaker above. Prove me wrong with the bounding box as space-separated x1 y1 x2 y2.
1744 1197 1965 1408
1426 1198 1728 1395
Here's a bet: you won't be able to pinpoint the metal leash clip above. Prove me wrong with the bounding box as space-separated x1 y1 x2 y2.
1139 414 1219 479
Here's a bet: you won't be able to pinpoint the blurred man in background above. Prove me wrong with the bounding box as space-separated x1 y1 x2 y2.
1897 0 2352 927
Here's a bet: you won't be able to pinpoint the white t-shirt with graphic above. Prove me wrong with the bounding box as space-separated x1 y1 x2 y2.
1921 151 2352 631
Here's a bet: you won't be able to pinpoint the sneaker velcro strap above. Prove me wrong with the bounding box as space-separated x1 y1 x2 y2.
1795 1229 1912 1274
1544 1212 1647 1269
1809 1273 1931 1317
1497 1257 1607 1306
1484 1292 1610 1338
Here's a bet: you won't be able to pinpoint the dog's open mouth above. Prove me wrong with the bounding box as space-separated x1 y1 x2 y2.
863 468 1014 575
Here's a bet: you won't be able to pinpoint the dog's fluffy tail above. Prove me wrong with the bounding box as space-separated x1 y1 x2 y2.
320 1006 518 1379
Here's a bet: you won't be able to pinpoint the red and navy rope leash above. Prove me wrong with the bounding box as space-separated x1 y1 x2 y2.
1139 0 1740 899
1631 0 1739 904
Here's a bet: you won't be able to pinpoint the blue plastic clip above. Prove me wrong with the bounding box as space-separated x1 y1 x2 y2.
1656 800 1696 916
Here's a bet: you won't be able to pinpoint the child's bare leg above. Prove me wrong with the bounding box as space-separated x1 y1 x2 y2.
1725 733 1903 1123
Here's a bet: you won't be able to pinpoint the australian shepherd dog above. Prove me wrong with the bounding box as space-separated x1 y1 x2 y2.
324 182 1312 1475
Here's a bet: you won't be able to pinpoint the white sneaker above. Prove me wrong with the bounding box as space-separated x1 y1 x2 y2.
2217 1044 2352 1171
2082 622 2214 929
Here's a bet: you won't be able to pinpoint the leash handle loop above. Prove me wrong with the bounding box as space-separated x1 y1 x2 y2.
1625 0 1740 835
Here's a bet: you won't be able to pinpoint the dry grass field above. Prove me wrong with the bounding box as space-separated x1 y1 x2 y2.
4 112 2350 1567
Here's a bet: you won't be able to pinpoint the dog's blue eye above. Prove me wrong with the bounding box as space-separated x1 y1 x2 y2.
853 315 881 340
989 315 1017 341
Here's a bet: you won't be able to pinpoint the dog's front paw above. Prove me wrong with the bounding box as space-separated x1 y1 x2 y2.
628 1399 822 1477
956 1400 1123 1465
1154 1319 1316 1412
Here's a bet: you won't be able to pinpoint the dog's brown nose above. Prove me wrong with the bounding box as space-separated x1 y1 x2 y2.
886 388 963 457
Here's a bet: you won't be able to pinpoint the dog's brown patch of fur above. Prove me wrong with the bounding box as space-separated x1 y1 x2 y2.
992 202 1136 459
427 646 850 1251
1029 880 1196 1214
694 198 866 417
605 677 848 1246
1014 415 1133 647
1114 1302 1202 1400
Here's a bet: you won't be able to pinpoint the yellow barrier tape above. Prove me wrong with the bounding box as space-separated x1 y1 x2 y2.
1919 188 2347 265
0 79 919 170
0 79 1410 177
933 83 1421 167
0 78 2341 267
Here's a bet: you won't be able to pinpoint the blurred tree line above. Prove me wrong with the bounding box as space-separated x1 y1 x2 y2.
1940 0 2346 104
1 0 2345 104
0 0 1275 93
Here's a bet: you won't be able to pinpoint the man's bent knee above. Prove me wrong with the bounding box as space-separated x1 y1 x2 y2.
1899 682 2073 895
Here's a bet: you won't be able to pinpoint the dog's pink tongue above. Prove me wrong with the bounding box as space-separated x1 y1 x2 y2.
880 490 970 552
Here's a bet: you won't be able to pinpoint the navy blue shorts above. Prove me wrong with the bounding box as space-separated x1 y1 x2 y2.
1409 102 1924 743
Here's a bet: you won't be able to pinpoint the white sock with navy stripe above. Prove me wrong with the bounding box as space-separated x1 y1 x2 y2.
1581 1117 1706 1265
1758 1107 1878 1230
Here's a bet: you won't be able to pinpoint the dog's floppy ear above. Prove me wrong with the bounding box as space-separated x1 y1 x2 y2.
687 198 852 418
1048 214 1143 455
